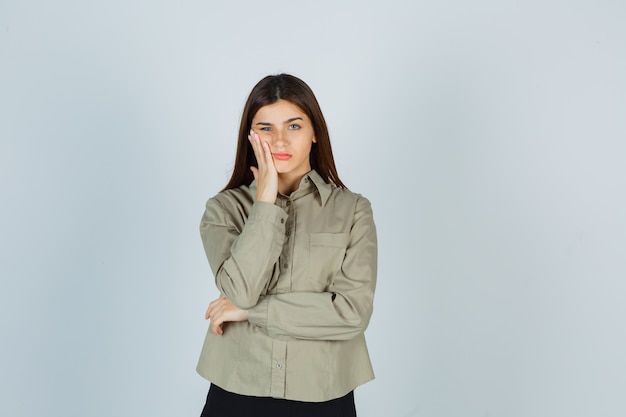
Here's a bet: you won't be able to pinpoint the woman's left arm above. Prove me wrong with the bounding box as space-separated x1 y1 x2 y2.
247 196 378 341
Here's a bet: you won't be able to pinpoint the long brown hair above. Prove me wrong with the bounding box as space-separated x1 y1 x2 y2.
222 74 346 191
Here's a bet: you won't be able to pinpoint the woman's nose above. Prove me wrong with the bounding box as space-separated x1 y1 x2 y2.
271 129 286 145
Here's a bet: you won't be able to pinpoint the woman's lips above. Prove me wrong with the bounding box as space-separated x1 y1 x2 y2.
272 153 292 161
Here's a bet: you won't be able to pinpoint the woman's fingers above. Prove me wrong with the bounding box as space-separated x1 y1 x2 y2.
249 130 274 172
204 296 249 336
206 297 226 335
206 296 223 320
248 130 265 168
211 319 224 335
259 135 273 166
248 129 278 203
205 296 232 335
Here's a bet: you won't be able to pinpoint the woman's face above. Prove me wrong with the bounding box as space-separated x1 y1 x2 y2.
251 99 317 179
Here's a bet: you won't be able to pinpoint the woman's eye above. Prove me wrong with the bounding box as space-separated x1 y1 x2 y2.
260 127 272 131
288 124 301 130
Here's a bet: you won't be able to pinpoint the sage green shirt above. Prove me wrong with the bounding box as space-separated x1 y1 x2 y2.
197 170 377 402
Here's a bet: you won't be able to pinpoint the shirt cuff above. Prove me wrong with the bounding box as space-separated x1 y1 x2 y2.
248 296 269 329
249 201 288 224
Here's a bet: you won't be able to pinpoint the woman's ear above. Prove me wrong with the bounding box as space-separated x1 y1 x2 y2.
312 136 317 143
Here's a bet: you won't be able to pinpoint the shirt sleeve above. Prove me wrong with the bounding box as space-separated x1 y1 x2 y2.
199 197 287 309
247 196 377 341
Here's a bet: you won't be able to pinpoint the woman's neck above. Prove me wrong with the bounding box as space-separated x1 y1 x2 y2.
277 172 307 196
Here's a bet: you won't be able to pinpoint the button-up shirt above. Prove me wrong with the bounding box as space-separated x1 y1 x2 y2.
197 170 377 402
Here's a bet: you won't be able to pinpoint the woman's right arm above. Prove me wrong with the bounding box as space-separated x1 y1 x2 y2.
199 197 286 309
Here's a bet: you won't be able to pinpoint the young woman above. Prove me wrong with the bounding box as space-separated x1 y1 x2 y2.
197 74 377 417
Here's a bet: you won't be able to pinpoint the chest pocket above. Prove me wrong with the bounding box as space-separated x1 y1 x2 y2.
308 233 350 289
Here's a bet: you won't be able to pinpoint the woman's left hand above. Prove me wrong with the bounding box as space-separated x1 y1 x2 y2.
205 296 249 335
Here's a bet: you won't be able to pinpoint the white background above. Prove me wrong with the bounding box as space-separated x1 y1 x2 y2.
1 1 625 416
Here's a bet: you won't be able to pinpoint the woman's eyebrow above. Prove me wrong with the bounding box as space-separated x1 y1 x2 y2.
255 117 303 126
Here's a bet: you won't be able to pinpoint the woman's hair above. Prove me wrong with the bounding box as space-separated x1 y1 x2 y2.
222 74 346 191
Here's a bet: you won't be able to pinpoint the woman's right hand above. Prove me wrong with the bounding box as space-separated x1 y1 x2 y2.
248 129 278 203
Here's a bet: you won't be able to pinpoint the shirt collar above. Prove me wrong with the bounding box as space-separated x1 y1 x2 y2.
305 170 333 207
249 169 333 207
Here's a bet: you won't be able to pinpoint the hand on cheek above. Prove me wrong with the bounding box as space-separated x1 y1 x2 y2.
248 130 279 204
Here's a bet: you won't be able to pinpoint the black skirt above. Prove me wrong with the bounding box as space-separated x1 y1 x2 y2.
200 384 357 417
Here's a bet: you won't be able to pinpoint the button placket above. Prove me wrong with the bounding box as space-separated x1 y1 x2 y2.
270 340 287 397
277 198 295 292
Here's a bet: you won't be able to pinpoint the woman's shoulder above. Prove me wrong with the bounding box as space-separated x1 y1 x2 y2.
310 171 371 207
333 185 369 199
206 185 255 211
327 185 373 214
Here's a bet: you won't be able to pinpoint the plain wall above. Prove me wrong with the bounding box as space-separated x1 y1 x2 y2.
1 1 625 416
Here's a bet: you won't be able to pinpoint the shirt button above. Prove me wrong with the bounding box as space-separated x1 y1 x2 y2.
280 218 285 224
286 231 291 237
276 363 282 369
286 201 291 206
